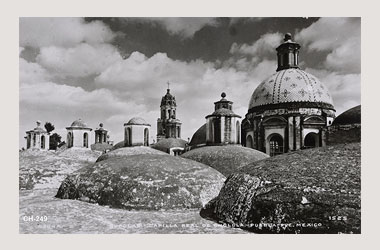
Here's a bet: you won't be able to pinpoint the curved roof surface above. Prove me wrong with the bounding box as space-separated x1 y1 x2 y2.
249 68 334 110
332 105 361 125
151 138 187 152
126 117 150 126
206 108 241 118
70 119 89 128
189 124 206 146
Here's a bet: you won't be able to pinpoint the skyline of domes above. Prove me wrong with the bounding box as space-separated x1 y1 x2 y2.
249 68 334 111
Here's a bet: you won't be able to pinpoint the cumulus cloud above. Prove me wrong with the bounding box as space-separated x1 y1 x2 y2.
230 32 282 57
19 57 50 84
20 17 116 48
124 17 219 38
93 50 266 141
306 68 361 115
295 17 360 73
36 43 122 78
19 80 149 146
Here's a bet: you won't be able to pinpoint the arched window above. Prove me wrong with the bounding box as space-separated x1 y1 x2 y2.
41 135 45 149
304 132 319 149
236 120 240 144
33 134 36 147
83 132 88 148
125 127 132 146
213 118 221 143
246 135 253 148
268 134 284 156
68 132 73 148
144 128 149 146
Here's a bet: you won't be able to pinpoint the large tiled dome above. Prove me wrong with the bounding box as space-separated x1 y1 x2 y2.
249 68 334 110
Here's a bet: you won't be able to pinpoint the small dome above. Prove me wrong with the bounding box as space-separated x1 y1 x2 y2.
70 118 88 128
249 68 334 110
126 117 150 126
332 105 361 125
33 127 47 133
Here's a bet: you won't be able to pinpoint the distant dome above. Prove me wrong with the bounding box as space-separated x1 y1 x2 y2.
70 119 89 128
151 138 187 153
333 105 361 125
189 124 206 147
181 145 268 176
32 126 47 133
126 117 150 126
112 141 125 150
249 68 334 111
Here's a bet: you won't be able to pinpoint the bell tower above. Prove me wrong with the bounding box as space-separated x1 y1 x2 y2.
157 82 182 142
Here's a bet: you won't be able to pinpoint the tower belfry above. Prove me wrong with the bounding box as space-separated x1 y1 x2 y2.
156 82 182 142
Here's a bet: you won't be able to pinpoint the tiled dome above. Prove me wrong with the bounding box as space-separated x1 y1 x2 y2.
126 117 150 126
249 68 334 110
70 119 88 128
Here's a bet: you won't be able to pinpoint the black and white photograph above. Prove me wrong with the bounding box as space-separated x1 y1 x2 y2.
17 16 362 234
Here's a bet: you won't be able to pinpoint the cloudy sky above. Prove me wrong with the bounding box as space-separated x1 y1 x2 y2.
19 17 360 148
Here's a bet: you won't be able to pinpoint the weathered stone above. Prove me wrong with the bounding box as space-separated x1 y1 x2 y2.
96 146 166 162
181 145 268 176
201 143 361 233
56 154 225 210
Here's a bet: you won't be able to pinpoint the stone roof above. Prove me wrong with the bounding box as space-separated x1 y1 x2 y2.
181 145 268 176
206 108 241 118
332 105 361 126
249 68 334 110
125 117 151 126
56 154 225 210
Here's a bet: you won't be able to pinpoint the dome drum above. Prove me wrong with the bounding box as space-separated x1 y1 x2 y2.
124 117 151 147
66 119 92 149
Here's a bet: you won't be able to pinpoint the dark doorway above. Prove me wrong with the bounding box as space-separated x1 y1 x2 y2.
304 132 319 148
214 118 221 143
246 135 253 148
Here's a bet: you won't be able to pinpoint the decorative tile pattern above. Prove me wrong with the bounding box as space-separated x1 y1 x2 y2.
249 69 333 109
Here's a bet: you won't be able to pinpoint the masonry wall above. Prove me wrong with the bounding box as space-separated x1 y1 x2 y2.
326 124 361 145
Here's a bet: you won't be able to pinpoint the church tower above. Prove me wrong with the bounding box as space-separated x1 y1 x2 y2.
157 83 182 142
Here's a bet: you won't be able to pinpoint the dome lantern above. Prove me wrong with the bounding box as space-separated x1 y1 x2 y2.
276 33 301 71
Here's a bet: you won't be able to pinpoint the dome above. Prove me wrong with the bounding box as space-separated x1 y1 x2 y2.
332 105 361 126
125 117 150 126
249 68 334 111
206 108 241 118
151 138 187 153
181 145 268 176
189 124 206 147
56 154 225 210
70 118 89 128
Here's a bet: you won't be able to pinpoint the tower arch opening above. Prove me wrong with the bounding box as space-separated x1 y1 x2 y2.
304 132 319 149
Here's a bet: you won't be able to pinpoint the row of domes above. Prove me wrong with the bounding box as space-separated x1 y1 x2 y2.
68 117 150 129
